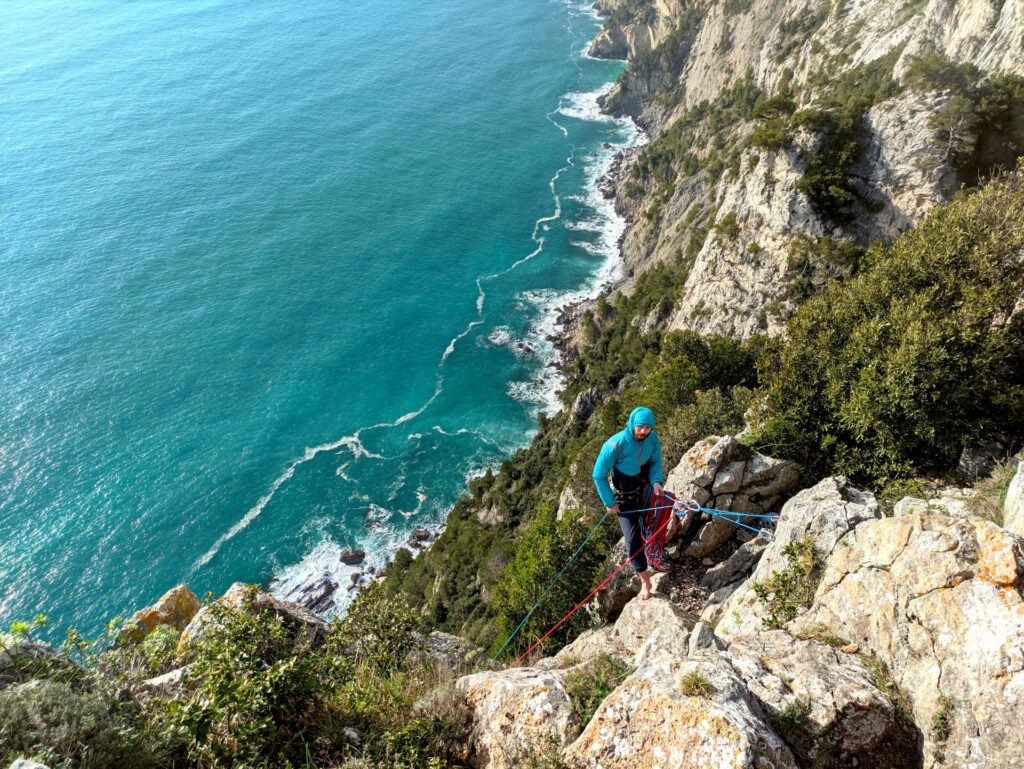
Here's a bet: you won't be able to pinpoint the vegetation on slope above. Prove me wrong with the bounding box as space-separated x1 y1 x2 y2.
753 165 1024 481
2 588 473 769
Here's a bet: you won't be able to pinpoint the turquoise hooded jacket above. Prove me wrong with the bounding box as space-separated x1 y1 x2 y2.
592 407 664 508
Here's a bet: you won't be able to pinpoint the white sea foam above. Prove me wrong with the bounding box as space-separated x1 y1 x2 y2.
500 80 646 416
558 89 616 123
191 379 446 573
259 1 643 611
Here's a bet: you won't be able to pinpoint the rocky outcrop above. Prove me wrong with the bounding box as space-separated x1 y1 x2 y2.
565 649 799 769
7 760 51 769
0 636 77 691
1003 461 1024 538
723 631 917 768
410 631 501 675
457 667 579 769
601 0 1024 339
178 582 327 655
590 0 689 63
712 476 881 636
798 513 1024 768
119 584 201 644
666 435 799 557
134 665 189 703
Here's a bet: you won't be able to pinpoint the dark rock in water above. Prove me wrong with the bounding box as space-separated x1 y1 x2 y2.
602 142 612 149
412 528 430 542
366 566 376 575
407 537 424 550
339 548 365 565
350 572 362 585
290 572 337 614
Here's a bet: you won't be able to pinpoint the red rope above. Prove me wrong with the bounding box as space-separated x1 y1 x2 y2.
513 502 679 665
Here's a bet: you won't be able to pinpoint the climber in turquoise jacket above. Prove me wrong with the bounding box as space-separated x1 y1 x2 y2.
593 406 665 600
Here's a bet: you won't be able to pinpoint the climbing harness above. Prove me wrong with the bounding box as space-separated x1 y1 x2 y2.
494 495 780 662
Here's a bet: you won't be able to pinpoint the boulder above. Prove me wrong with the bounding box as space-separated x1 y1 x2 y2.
701 536 769 592
565 649 798 769
118 584 201 644
668 435 739 491
957 434 1018 482
178 582 328 656
0 637 77 691
724 631 916 768
714 477 881 638
134 665 189 703
288 572 338 614
665 437 798 558
799 513 1024 768
610 595 698 666
410 631 500 675
591 537 641 622
1004 461 1024 538
546 626 624 670
339 548 365 565
457 667 579 769
688 621 725 655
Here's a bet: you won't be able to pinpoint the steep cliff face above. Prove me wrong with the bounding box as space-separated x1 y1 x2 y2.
593 0 1024 338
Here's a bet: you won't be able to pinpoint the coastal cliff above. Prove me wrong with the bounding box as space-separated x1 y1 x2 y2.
4 2 1024 768
592 0 1024 337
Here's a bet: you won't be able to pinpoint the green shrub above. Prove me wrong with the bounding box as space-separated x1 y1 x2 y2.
563 655 631 726
756 166 1024 483
752 538 822 629
0 681 161 769
679 670 714 696
750 120 790 150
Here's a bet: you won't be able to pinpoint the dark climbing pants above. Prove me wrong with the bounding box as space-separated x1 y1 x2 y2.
617 511 647 573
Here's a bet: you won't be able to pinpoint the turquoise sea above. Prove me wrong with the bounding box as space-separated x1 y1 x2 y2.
0 0 635 637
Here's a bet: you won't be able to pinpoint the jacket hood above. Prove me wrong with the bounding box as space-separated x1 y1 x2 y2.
627 407 656 431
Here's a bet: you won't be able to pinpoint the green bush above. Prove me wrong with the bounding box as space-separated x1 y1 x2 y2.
0 681 161 769
489 504 614 660
563 655 631 726
756 166 1024 482
752 538 823 629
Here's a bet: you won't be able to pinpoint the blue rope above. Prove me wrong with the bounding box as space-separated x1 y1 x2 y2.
700 507 779 519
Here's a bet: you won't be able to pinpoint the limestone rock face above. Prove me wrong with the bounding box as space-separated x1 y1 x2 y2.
800 513 1024 768
410 631 500 675
602 0 1024 340
1004 462 1024 538
667 436 799 558
565 649 798 769
119 584 201 644
134 665 189 703
592 537 642 622
724 631 908 767
456 667 579 769
178 582 328 655
590 0 688 64
713 477 881 637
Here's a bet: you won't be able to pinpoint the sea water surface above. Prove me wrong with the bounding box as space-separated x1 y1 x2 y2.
0 0 636 637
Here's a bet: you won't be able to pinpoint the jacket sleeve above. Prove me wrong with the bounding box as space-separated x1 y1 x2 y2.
592 440 619 508
648 432 665 486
